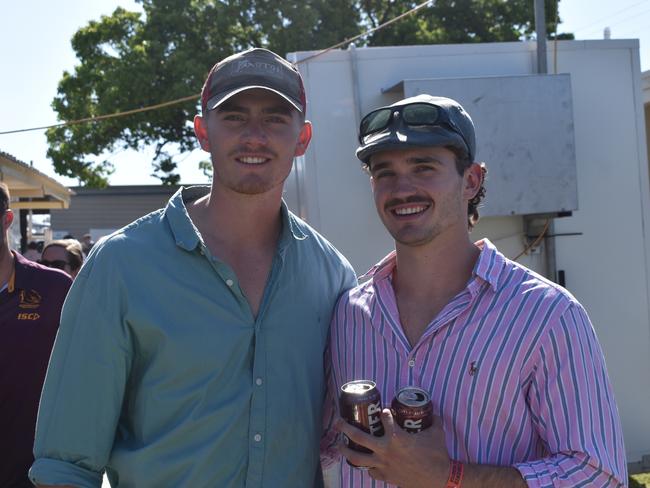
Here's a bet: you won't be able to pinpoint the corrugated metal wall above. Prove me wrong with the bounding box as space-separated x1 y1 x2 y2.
50 185 181 240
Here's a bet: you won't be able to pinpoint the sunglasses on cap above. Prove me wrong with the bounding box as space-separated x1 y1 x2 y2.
38 259 69 271
358 102 472 159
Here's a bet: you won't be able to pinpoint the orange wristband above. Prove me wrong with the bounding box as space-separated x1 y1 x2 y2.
445 459 464 488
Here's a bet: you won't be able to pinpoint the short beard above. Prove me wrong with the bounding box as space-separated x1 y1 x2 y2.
229 176 280 195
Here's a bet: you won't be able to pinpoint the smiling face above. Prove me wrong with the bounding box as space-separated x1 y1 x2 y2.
194 88 312 197
369 146 480 248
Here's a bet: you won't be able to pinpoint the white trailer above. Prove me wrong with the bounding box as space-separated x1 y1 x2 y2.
285 40 650 468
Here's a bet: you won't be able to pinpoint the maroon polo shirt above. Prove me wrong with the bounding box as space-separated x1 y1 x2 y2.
0 251 72 488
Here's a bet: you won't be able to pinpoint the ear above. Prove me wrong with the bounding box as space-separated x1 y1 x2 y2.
463 162 484 201
194 114 210 151
2 209 14 230
293 120 313 157
369 166 376 191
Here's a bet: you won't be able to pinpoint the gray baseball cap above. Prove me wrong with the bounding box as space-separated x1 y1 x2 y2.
201 48 306 114
356 94 476 163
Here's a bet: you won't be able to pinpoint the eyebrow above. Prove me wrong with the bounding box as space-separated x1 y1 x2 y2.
370 156 443 173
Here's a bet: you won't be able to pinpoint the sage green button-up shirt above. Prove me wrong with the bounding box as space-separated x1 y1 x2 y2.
30 186 356 488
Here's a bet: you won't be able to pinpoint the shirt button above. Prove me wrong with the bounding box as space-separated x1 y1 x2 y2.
254 433 262 442
255 378 263 386
226 279 234 287
408 359 416 367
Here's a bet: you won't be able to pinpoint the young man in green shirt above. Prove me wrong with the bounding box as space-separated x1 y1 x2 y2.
31 48 355 488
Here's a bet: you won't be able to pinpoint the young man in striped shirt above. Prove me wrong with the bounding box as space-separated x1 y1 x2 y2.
322 94 627 487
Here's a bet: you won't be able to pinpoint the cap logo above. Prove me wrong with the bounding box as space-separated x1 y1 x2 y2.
235 59 283 77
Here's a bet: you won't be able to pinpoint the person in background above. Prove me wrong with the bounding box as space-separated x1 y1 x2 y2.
30 48 356 488
0 182 72 488
80 233 95 255
322 94 626 487
39 239 84 280
23 241 41 261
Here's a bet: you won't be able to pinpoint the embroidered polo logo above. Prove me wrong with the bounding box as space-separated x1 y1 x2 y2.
19 289 41 309
468 361 478 376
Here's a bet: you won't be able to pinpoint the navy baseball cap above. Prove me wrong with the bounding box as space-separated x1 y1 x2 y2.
356 94 476 163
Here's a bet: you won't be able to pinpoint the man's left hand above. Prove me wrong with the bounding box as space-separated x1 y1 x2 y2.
335 409 450 488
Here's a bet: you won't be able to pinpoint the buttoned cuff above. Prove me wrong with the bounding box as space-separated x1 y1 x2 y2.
514 461 552 487
29 458 103 488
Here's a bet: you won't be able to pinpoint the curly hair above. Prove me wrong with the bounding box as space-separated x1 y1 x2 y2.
448 147 487 230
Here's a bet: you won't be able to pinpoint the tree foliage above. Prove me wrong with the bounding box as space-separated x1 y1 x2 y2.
48 0 570 186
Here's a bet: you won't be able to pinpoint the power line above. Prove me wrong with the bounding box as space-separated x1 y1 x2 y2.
297 0 434 64
0 0 434 137
572 0 649 33
0 94 199 136
580 5 650 35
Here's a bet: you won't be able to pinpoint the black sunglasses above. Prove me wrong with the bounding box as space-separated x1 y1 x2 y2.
358 102 472 158
38 259 69 271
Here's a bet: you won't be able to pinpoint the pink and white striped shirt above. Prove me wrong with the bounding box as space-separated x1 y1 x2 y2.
322 239 626 487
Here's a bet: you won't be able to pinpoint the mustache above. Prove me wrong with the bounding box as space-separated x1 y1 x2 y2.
384 195 431 209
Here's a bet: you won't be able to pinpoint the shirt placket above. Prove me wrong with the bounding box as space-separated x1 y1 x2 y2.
245 251 284 488
403 293 474 389
200 243 277 487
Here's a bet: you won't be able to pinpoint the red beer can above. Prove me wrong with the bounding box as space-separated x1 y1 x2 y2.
339 380 385 465
391 386 433 433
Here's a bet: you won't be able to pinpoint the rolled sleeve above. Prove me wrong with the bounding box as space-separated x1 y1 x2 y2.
31 239 132 485
515 303 626 487
29 457 102 488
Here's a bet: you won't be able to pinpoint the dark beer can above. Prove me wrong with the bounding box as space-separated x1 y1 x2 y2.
339 380 385 466
391 386 433 433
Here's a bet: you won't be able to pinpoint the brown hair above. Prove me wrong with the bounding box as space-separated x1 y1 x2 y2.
448 147 487 230
0 182 9 214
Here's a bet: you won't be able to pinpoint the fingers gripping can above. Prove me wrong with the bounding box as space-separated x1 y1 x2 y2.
391 386 433 433
339 380 385 458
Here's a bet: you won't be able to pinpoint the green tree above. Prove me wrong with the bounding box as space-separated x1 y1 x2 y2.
48 0 570 186
361 0 570 46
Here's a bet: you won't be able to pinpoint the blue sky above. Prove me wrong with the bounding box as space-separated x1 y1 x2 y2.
1 0 649 187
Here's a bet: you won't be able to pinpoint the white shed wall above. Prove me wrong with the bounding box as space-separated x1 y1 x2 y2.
288 40 650 463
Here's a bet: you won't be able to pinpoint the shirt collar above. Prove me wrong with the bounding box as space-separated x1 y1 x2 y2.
470 238 505 292
277 201 307 260
165 186 208 251
359 250 396 283
360 238 504 293
9 251 29 293
164 186 308 253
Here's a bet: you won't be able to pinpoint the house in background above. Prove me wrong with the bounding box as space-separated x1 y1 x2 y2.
49 185 181 242
0 151 72 251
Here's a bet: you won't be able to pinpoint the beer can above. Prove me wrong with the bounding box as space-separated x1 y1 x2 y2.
339 380 385 466
391 386 433 433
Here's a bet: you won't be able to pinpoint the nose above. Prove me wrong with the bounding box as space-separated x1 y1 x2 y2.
390 173 418 197
241 119 268 145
